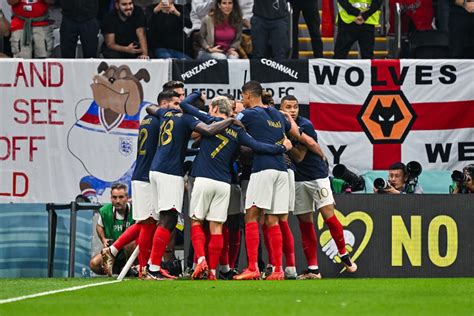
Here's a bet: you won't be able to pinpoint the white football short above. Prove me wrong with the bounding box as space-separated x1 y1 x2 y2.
131 180 158 221
227 184 242 216
190 177 231 223
288 169 295 213
294 177 334 215
149 171 185 213
245 169 289 215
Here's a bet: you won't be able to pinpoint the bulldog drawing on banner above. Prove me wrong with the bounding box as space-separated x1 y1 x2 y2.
67 62 151 201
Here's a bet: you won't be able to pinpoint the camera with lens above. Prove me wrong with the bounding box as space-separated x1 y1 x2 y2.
373 177 389 192
332 164 365 193
451 170 471 184
405 161 422 193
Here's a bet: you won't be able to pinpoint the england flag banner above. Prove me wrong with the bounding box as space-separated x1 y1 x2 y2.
0 59 169 203
309 59 474 173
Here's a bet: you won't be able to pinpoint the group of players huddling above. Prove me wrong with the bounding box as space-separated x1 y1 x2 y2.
100 79 357 281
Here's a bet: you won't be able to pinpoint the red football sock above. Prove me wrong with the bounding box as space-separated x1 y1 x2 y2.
220 225 230 266
268 224 283 272
299 221 319 266
228 228 241 268
191 225 206 260
112 223 141 251
325 215 347 255
137 223 156 268
279 221 295 267
204 224 210 261
262 224 272 264
149 227 171 267
208 234 224 270
245 222 259 271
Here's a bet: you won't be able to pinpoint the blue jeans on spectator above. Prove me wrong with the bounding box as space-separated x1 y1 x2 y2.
154 48 192 60
251 15 290 60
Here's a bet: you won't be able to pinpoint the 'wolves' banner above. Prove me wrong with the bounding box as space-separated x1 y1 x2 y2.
309 59 474 172
0 59 169 203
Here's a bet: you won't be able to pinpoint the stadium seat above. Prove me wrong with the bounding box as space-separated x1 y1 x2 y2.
408 30 449 59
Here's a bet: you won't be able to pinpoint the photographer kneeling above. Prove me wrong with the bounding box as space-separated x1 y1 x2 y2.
450 164 474 194
374 162 424 194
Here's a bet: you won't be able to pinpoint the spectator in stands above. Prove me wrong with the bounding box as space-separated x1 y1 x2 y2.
148 0 192 60
8 0 54 58
333 0 382 59
450 164 474 194
101 0 149 59
373 162 423 194
197 0 243 60
89 183 136 275
251 0 289 60
289 0 323 58
134 0 159 23
60 0 100 58
0 8 10 37
449 0 474 58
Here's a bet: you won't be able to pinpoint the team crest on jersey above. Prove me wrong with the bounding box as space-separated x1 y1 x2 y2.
119 137 133 156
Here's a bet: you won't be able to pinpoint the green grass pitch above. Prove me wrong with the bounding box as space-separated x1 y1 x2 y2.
0 278 472 316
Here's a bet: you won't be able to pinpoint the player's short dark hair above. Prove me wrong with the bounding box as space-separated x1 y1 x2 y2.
281 95 298 105
111 182 128 193
221 93 235 101
157 90 180 104
261 90 274 106
241 80 263 98
389 162 407 175
162 80 184 91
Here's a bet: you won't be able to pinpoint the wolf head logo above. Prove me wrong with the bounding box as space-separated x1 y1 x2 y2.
369 99 404 137
358 91 416 144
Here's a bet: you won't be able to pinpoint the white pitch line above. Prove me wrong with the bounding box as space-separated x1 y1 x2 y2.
0 279 123 305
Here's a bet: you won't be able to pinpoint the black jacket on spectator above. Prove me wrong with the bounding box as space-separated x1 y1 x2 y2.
148 5 192 53
102 8 147 48
60 0 98 22
253 0 288 20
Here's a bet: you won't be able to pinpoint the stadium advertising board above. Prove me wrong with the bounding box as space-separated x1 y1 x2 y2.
288 194 473 277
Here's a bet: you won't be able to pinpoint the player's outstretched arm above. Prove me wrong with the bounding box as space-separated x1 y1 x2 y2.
180 92 213 124
194 118 235 137
146 104 160 116
299 133 326 160
237 129 289 155
289 144 308 163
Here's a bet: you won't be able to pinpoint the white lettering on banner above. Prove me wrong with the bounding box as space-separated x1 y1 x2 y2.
180 59 218 81
261 58 299 80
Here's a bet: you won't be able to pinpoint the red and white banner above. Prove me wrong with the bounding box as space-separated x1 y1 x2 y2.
1 59 473 203
0 59 169 203
309 59 474 173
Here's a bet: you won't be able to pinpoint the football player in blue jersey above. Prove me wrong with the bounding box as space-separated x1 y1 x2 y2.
179 92 292 280
280 95 357 278
144 92 239 280
229 81 302 280
101 90 180 278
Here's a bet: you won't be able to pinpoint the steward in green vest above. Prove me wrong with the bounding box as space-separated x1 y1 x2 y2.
334 0 383 59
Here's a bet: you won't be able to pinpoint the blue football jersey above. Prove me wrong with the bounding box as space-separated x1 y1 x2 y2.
150 108 200 176
294 116 328 181
179 96 285 183
237 106 290 173
132 114 161 182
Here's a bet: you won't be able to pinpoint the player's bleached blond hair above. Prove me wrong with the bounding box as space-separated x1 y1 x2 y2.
210 96 232 117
